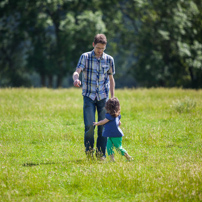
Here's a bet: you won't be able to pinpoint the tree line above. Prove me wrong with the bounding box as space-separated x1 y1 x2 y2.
0 0 202 88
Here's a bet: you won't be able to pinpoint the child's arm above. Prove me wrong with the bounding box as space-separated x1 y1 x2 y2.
93 118 109 126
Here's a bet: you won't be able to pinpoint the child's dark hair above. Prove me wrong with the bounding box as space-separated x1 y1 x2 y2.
105 97 120 117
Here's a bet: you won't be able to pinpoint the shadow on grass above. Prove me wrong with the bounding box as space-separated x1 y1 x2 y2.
22 159 86 167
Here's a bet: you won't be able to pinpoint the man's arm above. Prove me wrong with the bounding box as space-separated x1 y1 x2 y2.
72 68 82 87
109 74 115 98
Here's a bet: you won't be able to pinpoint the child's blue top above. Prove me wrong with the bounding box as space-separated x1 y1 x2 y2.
102 113 124 137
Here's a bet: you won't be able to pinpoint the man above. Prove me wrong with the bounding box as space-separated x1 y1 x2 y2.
72 34 115 160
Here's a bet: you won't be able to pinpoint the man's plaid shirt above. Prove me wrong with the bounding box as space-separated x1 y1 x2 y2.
76 50 115 101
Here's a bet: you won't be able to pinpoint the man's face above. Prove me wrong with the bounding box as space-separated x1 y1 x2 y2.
93 43 106 58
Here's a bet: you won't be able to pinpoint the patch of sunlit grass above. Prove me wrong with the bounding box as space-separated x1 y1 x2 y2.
0 88 202 201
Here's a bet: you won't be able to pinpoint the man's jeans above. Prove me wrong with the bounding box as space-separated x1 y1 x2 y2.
83 96 107 157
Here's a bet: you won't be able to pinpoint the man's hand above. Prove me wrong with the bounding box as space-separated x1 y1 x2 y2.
72 68 82 87
73 79 81 87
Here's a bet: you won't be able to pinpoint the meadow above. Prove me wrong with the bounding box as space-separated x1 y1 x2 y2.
0 88 202 202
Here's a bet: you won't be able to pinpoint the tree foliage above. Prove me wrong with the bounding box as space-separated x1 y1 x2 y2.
119 0 202 88
0 0 202 88
0 1 31 86
0 0 109 87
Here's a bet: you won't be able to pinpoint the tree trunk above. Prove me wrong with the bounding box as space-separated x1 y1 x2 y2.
57 75 62 88
41 74 46 87
48 75 53 88
189 66 199 89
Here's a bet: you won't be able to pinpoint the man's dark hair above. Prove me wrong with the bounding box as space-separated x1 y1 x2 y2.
94 34 107 45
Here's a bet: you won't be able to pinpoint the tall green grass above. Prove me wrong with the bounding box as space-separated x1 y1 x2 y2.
0 88 202 201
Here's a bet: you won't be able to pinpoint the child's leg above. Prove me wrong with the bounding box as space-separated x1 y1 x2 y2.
124 153 132 161
111 137 130 156
107 137 114 155
111 137 133 161
107 137 115 161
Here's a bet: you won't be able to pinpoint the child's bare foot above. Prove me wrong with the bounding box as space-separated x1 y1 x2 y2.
98 156 106 161
110 154 115 162
124 153 133 161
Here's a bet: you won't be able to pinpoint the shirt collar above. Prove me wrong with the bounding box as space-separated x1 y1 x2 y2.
92 49 105 59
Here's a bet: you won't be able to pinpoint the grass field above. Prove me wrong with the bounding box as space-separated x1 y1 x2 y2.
0 88 202 202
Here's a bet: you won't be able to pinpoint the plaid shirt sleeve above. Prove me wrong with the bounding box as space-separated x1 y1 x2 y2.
107 57 115 75
76 54 86 70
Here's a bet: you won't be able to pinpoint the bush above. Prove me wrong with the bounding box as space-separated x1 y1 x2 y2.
171 97 196 113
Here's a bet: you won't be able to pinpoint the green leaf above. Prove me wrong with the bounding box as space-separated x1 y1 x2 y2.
158 30 170 40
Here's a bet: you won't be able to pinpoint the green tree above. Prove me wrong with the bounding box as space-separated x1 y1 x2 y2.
119 0 202 88
0 1 31 87
26 0 108 87
0 0 113 87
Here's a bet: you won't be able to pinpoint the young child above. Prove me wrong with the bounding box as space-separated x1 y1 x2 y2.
93 97 132 161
